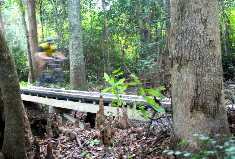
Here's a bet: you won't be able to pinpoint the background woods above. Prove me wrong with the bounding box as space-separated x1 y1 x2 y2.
1 0 234 86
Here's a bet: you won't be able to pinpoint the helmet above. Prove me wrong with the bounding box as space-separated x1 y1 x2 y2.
46 37 54 43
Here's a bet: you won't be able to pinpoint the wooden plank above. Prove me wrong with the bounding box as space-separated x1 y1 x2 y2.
21 94 151 120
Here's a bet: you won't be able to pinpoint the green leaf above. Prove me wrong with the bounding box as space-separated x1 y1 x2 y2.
145 89 163 98
108 77 115 85
167 151 174 155
115 93 121 105
103 73 110 81
224 142 230 146
132 102 137 116
130 74 141 84
157 86 165 91
117 71 123 76
184 153 191 157
140 86 147 99
121 100 126 105
225 147 235 152
179 141 187 146
102 87 112 94
193 154 200 159
145 96 164 113
112 67 121 73
175 151 182 155
198 136 210 141
111 101 117 107
117 87 127 94
114 78 125 87
140 106 148 119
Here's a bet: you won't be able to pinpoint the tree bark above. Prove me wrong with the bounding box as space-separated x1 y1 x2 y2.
0 6 5 37
135 0 148 78
101 0 111 75
0 30 27 158
27 0 38 83
161 0 171 86
19 0 34 85
170 0 230 155
68 0 87 90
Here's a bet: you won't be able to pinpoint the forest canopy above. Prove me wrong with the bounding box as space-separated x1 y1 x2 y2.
1 0 235 83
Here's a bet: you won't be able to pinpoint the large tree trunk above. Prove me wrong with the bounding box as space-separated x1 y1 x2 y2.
19 0 33 85
68 0 87 90
169 0 230 155
27 0 38 83
0 29 27 158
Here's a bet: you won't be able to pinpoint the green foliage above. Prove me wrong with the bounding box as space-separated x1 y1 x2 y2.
164 134 235 159
102 68 165 120
2 4 29 81
219 1 235 81
86 139 100 147
19 81 34 87
102 68 128 106
1 0 234 84
130 74 165 114
127 154 134 158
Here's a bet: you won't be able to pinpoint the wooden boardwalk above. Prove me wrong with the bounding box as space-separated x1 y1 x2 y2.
21 86 171 125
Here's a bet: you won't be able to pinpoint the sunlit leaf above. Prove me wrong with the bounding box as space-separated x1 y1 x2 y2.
102 87 112 94
114 78 125 87
140 106 148 119
112 67 121 73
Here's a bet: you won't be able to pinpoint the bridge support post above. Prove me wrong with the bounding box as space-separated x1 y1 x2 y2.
60 113 67 125
49 106 72 125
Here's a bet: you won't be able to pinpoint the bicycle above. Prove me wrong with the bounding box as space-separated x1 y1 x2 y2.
36 59 66 86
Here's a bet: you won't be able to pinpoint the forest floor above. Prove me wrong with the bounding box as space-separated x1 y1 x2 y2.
24 84 235 159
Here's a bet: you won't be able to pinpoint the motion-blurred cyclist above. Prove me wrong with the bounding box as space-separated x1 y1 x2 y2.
35 37 67 77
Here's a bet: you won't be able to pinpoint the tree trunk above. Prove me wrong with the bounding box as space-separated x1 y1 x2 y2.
169 0 230 155
0 6 5 37
101 0 111 75
39 0 44 43
19 0 33 85
161 0 171 86
27 0 38 83
68 0 87 90
135 0 148 78
0 30 27 158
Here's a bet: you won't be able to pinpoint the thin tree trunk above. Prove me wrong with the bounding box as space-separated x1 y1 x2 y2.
0 5 5 37
169 0 230 155
136 0 148 78
39 0 44 42
27 0 38 83
19 0 33 85
68 0 87 90
161 0 171 86
101 0 111 75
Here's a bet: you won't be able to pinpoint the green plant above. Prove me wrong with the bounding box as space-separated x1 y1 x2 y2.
80 151 92 159
164 134 235 159
102 68 165 120
127 154 134 158
102 68 129 107
19 81 34 87
86 139 100 147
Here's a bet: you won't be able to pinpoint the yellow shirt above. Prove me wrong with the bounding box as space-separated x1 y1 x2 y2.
38 43 57 56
